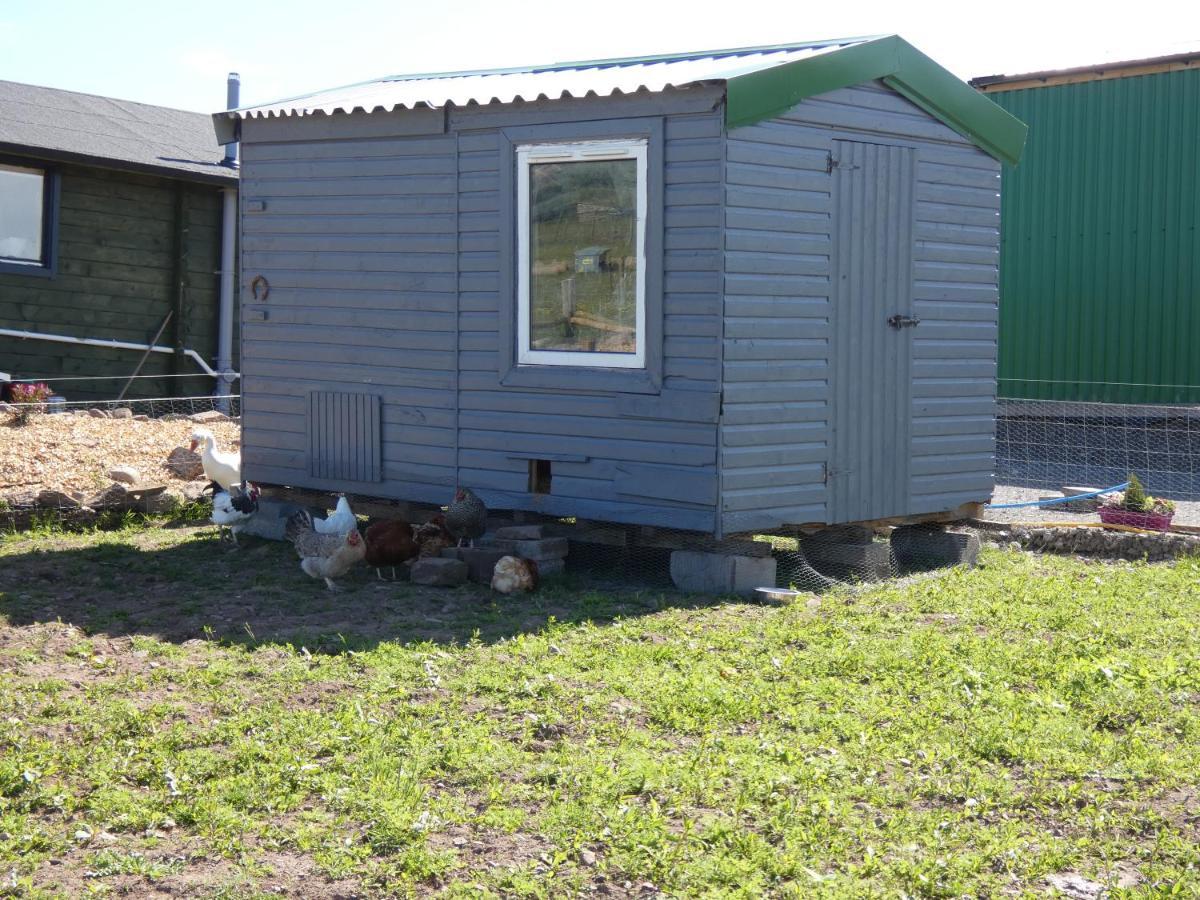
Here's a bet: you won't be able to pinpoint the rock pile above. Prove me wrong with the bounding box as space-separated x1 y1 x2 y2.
1009 526 1200 561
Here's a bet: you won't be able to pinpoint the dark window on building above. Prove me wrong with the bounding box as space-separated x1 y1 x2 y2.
0 161 58 276
529 459 552 495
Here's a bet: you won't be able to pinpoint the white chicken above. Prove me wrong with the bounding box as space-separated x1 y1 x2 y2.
313 493 357 535
190 427 241 490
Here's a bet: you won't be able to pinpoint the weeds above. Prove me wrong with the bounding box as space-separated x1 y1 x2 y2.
1 529 1199 896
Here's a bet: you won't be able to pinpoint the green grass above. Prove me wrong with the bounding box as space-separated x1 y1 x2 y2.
1 525 1199 897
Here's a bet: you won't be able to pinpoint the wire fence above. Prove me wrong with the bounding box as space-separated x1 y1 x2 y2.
996 391 1200 501
6 378 1200 588
2 393 241 420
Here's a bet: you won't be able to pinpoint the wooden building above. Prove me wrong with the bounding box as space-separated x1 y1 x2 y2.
0 80 238 401
215 36 1025 537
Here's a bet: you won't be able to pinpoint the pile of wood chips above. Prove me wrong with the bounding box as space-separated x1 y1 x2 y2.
0 411 240 507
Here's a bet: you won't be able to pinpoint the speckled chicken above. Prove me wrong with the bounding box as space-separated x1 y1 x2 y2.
446 487 487 547
284 509 366 592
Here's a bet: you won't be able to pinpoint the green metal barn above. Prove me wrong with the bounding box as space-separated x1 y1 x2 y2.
973 53 1200 405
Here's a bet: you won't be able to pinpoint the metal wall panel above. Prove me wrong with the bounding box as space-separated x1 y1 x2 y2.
989 69 1200 403
828 140 916 523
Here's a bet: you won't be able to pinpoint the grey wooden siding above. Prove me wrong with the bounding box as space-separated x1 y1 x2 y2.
237 92 724 530
308 391 381 482
239 132 459 504
720 82 1001 535
236 83 997 536
0 163 228 400
828 140 916 524
451 102 721 531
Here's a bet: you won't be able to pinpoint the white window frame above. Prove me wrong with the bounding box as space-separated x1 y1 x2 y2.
516 139 647 369
0 162 48 268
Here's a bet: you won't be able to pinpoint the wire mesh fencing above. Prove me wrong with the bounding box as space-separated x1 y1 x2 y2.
996 394 1200 501
2 393 240 421
1 393 240 525
557 521 981 594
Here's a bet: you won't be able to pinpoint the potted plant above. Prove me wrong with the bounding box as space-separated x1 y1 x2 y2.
1099 473 1176 531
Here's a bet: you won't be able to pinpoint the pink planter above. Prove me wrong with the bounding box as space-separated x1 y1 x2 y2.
1098 507 1174 532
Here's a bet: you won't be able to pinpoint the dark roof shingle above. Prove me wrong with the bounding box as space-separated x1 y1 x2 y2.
0 80 236 184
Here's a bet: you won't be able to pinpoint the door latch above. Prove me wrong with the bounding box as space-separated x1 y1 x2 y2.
887 314 921 329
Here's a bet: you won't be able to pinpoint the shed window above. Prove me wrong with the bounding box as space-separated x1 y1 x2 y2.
517 140 647 369
0 163 50 270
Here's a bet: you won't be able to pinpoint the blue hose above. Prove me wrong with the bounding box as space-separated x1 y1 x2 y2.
986 481 1129 510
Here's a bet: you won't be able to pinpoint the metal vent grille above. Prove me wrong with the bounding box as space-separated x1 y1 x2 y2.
307 391 381 483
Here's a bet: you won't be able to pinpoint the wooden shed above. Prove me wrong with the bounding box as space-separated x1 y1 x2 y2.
0 80 239 401
214 35 1026 538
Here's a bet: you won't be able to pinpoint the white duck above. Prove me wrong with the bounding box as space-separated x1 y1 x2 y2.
189 427 241 490
313 493 357 535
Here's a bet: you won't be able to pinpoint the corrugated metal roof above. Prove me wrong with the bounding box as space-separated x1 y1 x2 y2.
0 80 237 184
213 36 1027 166
972 49 1200 92
220 39 874 120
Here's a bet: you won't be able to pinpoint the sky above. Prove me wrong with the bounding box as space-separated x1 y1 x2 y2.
1 1 1198 113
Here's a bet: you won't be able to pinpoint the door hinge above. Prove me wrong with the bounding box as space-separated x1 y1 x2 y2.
825 152 838 174
887 314 921 330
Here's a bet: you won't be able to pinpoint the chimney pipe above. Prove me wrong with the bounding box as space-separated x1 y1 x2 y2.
223 72 240 168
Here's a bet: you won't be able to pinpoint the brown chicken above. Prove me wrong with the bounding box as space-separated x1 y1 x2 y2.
285 510 366 592
415 513 455 559
365 519 419 580
491 555 539 594
446 486 488 547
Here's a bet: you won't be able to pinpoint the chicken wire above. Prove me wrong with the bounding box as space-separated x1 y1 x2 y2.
558 521 979 593
996 395 1200 501
3 394 241 420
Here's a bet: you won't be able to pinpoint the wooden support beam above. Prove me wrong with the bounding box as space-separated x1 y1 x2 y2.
778 501 988 537
258 484 442 524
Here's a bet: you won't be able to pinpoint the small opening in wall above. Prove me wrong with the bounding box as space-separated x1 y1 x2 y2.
529 459 552 495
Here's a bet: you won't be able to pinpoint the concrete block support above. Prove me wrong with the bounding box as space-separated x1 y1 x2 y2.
441 547 509 583
669 551 777 596
480 536 569 561
410 557 469 586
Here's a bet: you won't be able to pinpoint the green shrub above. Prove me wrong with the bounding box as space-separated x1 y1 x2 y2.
1122 473 1151 512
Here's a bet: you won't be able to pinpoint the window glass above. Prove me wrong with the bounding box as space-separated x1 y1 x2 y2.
518 140 646 368
529 158 637 354
0 164 45 265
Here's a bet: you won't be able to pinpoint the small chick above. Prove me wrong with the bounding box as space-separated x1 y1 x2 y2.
491 555 539 595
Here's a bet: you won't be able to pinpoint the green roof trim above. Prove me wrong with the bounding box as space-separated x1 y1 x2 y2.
725 36 1028 166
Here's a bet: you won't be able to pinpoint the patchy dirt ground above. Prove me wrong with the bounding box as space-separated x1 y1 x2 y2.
0 412 240 508
3 524 1199 896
